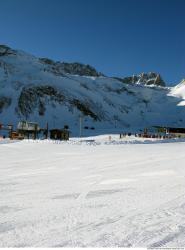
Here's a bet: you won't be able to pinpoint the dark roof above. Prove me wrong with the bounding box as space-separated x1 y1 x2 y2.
50 129 69 132
153 126 185 129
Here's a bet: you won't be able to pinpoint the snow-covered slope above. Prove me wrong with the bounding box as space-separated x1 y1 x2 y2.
0 45 185 136
169 79 185 106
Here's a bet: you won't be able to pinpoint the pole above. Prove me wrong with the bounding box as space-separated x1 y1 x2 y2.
79 115 83 138
46 122 48 139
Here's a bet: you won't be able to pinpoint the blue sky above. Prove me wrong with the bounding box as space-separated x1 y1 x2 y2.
0 0 185 85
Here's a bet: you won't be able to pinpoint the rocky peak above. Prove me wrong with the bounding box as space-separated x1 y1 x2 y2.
39 58 104 77
120 72 166 87
59 62 104 77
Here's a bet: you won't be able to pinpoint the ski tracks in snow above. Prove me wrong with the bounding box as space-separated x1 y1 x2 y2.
64 174 104 245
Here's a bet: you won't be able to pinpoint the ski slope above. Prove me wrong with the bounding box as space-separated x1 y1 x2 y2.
0 137 185 247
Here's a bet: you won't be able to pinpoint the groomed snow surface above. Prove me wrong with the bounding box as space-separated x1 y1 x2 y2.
0 135 185 247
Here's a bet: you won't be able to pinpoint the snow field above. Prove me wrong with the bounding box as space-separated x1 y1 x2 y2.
0 138 185 247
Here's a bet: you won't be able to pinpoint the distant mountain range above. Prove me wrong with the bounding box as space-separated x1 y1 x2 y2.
0 44 185 136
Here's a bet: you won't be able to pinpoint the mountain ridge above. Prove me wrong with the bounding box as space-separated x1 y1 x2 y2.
0 44 185 136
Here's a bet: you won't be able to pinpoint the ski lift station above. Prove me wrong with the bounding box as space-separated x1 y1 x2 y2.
17 121 40 139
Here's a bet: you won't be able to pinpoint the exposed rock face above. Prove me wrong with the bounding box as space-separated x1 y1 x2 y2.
39 58 103 77
119 72 166 87
17 86 65 118
17 85 100 121
0 96 12 113
59 62 104 77
0 45 16 56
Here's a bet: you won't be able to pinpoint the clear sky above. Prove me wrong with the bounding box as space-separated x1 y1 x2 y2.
0 0 185 85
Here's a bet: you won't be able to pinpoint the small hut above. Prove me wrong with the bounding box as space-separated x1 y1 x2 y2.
167 127 185 138
10 131 24 140
50 129 69 140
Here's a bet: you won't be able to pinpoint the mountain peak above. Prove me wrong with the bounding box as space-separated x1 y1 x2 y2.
118 72 166 87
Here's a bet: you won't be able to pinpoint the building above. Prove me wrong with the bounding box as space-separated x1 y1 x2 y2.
166 127 185 138
0 123 13 138
153 126 185 138
17 121 40 139
10 131 24 140
151 126 168 135
50 129 69 140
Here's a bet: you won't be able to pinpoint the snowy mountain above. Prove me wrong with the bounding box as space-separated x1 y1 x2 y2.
0 44 185 136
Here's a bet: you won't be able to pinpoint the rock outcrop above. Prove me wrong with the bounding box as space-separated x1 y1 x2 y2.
119 72 166 87
39 58 104 77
